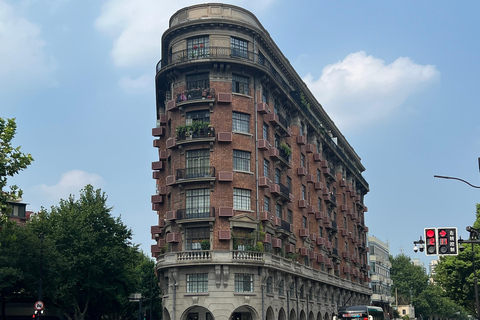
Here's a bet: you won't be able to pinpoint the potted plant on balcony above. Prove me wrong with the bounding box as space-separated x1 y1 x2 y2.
279 142 292 157
176 125 188 140
200 240 210 250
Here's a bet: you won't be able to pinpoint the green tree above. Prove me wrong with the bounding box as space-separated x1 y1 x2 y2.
390 254 429 305
29 185 143 320
0 218 43 320
0 117 33 214
389 253 467 320
434 203 480 317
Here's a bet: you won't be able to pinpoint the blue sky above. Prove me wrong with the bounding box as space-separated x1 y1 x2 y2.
2 0 480 268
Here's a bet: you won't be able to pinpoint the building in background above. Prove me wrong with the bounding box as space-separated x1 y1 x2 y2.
151 4 371 320
368 236 394 320
428 259 438 283
0 199 29 226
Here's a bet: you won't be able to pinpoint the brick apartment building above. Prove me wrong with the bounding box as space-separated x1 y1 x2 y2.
151 4 371 320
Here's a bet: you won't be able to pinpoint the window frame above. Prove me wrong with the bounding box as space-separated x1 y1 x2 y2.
232 111 250 133
234 273 253 293
233 188 251 211
186 273 208 293
232 74 250 95
233 149 251 172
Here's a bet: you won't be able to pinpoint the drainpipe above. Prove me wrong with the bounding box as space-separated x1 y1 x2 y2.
287 290 290 320
253 35 260 221
295 278 299 320
262 281 265 320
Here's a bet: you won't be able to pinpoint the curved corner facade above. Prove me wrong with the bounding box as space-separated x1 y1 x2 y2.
151 4 372 320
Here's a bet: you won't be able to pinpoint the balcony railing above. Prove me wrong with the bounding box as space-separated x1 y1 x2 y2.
175 87 216 103
279 219 292 233
156 251 372 295
157 46 292 94
176 166 215 180
232 250 264 261
176 125 215 141
176 207 215 220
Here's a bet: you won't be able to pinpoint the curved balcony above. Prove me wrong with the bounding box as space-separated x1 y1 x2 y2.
175 166 216 184
176 207 215 220
157 46 293 99
155 250 372 295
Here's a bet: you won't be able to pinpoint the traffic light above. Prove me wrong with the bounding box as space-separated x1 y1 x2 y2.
437 227 458 255
424 228 437 255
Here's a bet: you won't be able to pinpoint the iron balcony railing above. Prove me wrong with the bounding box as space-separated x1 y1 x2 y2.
176 166 215 180
176 125 215 141
156 46 292 94
176 207 215 220
278 182 290 200
279 219 292 233
175 87 216 103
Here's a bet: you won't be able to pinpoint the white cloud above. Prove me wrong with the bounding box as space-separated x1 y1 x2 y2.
303 51 440 132
0 0 57 94
94 0 276 69
35 170 106 204
119 74 152 94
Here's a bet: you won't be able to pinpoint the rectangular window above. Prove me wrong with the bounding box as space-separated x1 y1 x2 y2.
232 111 250 133
231 37 248 58
185 226 209 250
301 185 306 200
233 188 251 211
233 150 251 172
287 210 293 224
186 188 210 219
266 277 273 294
302 216 307 228
274 134 280 148
275 168 281 184
287 177 292 192
232 74 249 95
262 87 269 104
317 169 321 182
263 159 270 178
186 73 209 90
263 123 269 140
185 149 210 179
318 197 322 211
187 273 208 293
187 36 209 59
186 109 210 125
234 273 253 293
275 203 282 218
319 226 323 237
264 196 270 212
301 154 305 167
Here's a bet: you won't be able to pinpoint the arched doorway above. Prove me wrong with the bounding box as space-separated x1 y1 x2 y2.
181 306 214 320
266 307 275 320
230 305 258 320
278 308 286 320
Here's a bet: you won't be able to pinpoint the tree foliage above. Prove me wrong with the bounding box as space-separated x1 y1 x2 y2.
390 253 468 320
434 203 480 317
0 117 33 213
26 185 160 320
0 218 42 319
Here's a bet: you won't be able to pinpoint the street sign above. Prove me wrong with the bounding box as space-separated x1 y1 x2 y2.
34 301 44 311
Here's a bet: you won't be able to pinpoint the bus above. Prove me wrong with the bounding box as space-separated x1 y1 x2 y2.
336 305 384 320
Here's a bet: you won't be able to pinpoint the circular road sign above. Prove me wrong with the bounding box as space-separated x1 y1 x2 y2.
35 301 44 311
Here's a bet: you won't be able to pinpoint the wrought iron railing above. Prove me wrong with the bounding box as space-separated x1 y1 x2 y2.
174 87 216 103
176 207 215 220
279 219 292 233
176 166 215 180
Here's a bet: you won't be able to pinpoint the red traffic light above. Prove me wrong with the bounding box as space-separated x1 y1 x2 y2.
426 229 435 238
